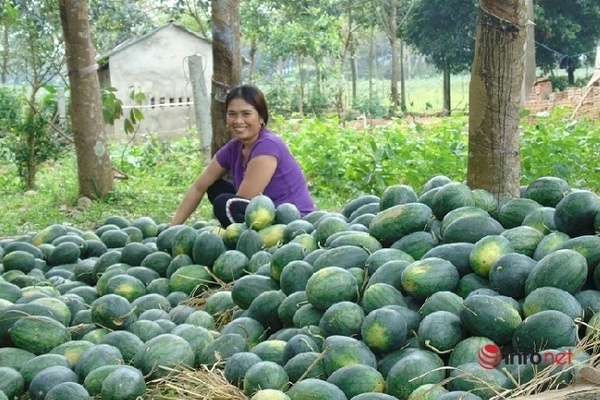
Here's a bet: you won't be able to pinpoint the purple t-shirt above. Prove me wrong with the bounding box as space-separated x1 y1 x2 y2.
215 128 315 215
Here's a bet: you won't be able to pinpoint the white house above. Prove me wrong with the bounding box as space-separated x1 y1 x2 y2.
98 22 213 137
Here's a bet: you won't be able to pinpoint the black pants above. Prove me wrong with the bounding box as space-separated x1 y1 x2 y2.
207 179 250 227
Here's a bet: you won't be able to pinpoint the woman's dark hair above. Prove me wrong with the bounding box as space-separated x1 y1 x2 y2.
225 84 269 125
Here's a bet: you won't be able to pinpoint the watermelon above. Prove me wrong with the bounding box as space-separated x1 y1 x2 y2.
282 334 319 364
401 257 459 300
326 364 386 398
134 333 195 379
471 188 499 213
321 335 377 376
448 362 510 399
224 352 263 387
74 343 124 381
286 378 347 400
275 202 302 224
243 361 289 396
90 294 135 330
522 287 583 320
319 301 365 338
280 260 313 295
431 182 476 220
524 176 571 207
495 198 542 229
554 190 600 237
448 336 496 368
314 216 349 247
459 294 521 345
100 366 146 400
532 231 570 261
390 231 439 260
525 249 588 295
488 253 537 300
45 382 91 400
419 291 463 317
246 195 277 230
385 349 445 400
421 175 452 194
512 310 579 352
417 310 465 354
270 243 307 282
251 389 291 400
442 215 505 244
283 351 326 383
369 202 434 246
283 220 315 243
305 266 359 311
469 235 514 278
379 184 418 211
192 231 227 267
521 206 557 234
407 384 449 400
361 283 408 313
29 365 78 400
9 316 71 355
361 307 407 354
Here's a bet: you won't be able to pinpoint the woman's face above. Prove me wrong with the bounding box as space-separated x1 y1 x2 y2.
226 97 264 144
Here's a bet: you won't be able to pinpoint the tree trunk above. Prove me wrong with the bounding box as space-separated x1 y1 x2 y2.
368 26 374 123
467 0 528 200
58 0 114 199
211 0 241 155
399 40 406 113
25 87 39 190
297 54 305 117
1 21 8 84
388 0 399 114
443 68 451 116
248 37 257 83
350 35 357 106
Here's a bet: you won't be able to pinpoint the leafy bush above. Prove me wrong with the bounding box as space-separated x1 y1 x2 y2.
0 85 71 189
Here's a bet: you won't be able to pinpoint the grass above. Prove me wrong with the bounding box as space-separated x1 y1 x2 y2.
0 136 212 238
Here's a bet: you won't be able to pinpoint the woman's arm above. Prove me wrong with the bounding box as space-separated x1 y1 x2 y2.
171 157 227 225
237 155 278 199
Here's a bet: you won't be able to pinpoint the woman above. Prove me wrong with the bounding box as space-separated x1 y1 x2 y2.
171 84 315 227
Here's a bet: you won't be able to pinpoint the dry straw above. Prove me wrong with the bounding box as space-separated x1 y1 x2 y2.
146 364 248 400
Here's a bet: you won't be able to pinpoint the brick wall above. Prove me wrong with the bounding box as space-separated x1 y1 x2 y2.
524 78 600 119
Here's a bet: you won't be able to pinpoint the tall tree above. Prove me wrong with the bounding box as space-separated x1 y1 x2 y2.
467 0 528 199
239 0 272 83
258 1 342 117
535 0 600 85
87 0 158 55
404 0 477 116
211 0 241 154
0 1 18 84
371 0 401 113
164 0 211 38
6 0 65 189
59 0 114 198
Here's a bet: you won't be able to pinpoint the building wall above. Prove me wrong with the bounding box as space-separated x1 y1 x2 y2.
524 79 600 120
106 24 213 137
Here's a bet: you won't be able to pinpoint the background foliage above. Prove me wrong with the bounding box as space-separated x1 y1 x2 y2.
1 110 599 238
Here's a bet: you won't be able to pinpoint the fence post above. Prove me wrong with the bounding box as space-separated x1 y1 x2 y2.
189 55 213 165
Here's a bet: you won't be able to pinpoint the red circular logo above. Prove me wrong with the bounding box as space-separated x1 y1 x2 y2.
478 344 502 370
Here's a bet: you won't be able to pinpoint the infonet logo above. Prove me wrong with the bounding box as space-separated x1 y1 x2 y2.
478 344 574 370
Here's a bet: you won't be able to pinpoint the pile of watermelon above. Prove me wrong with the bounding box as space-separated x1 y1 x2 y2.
1 175 600 400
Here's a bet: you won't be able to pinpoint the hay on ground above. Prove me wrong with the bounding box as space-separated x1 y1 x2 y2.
147 364 248 400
